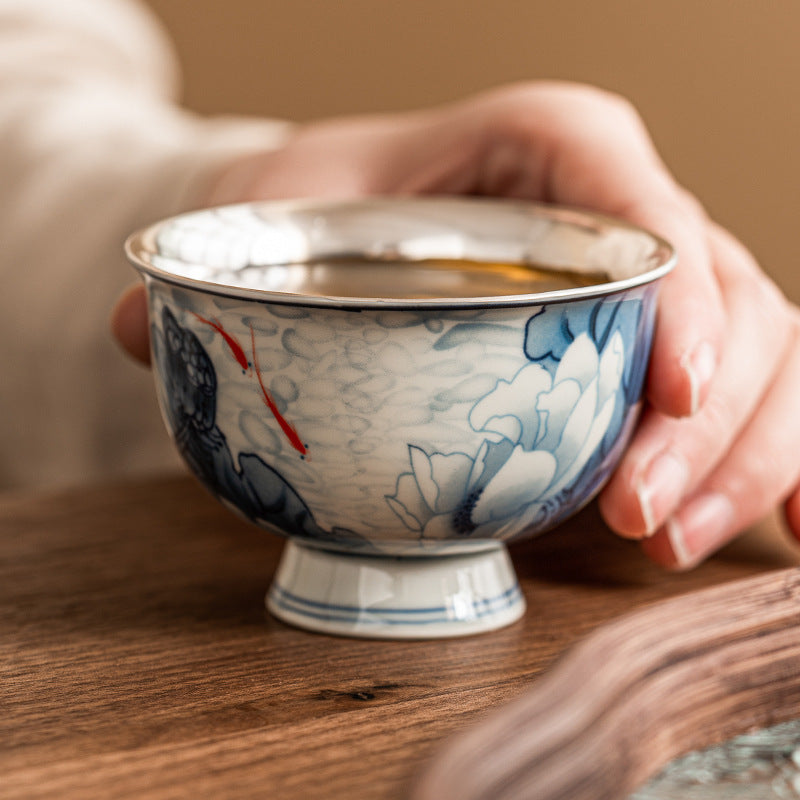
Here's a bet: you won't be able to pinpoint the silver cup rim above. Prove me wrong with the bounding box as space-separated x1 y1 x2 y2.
125 197 676 310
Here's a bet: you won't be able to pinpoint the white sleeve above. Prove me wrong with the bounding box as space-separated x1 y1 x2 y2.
0 0 293 489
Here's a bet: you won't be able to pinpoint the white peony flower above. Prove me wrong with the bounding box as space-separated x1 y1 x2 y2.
386 332 625 540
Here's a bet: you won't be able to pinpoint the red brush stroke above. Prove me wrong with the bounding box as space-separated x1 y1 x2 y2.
193 313 249 371
250 327 308 457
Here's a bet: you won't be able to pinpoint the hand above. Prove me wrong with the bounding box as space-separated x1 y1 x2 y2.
601 222 800 568
112 81 800 568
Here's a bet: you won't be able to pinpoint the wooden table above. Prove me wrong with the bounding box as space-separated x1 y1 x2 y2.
3 474 798 799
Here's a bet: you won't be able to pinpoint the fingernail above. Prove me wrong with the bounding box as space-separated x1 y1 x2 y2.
680 341 717 415
635 450 689 536
664 492 736 569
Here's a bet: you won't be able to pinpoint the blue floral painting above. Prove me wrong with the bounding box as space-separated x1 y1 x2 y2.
153 306 361 546
386 294 652 541
153 289 652 550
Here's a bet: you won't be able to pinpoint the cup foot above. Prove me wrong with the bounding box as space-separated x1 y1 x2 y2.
266 541 525 639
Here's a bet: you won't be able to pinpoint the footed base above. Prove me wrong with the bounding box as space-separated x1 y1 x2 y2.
266 541 525 639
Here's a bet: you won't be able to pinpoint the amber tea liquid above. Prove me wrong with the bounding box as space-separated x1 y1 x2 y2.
268 258 609 300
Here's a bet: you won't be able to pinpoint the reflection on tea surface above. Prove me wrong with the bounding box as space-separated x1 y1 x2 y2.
255 258 610 300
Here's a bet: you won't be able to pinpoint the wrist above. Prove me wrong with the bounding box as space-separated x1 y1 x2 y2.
198 150 276 208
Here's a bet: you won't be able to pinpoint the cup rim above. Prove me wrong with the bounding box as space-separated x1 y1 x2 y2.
125 196 676 310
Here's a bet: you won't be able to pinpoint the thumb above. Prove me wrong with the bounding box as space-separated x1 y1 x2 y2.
111 283 151 365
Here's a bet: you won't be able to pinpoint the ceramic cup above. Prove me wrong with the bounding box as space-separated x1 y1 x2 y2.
125 197 675 638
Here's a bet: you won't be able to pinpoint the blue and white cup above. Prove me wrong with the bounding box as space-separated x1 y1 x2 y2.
126 198 674 638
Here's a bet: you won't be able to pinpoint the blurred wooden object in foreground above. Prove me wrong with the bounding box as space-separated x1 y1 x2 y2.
413 564 800 800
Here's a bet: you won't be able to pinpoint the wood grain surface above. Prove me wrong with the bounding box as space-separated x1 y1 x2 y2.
2 474 798 800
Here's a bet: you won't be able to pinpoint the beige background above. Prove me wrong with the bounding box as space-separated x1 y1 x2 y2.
146 0 800 300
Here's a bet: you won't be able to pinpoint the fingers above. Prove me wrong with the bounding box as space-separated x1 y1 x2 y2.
599 225 800 568
642 315 800 569
110 283 150 365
